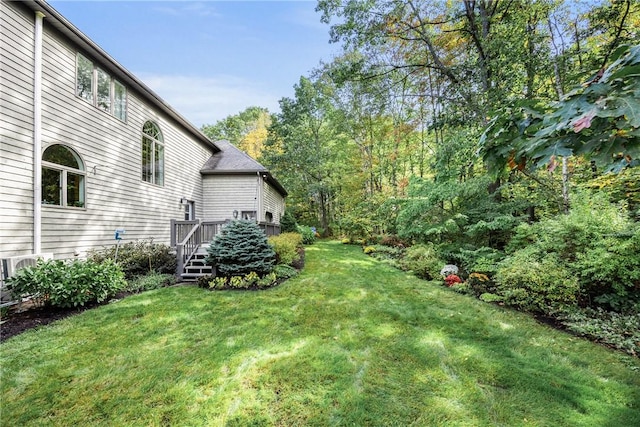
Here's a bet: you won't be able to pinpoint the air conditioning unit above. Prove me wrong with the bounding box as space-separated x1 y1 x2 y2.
1 253 54 280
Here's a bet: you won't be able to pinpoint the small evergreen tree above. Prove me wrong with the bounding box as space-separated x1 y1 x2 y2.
280 210 297 233
206 220 275 277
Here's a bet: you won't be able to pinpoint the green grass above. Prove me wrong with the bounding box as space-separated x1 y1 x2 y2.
1 241 639 426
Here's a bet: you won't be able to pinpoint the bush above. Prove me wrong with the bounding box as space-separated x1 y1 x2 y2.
274 264 299 280
398 243 445 280
125 273 175 293
207 220 275 277
280 210 298 233
495 249 579 313
8 258 126 308
573 229 640 311
297 225 317 245
88 239 176 280
268 232 303 266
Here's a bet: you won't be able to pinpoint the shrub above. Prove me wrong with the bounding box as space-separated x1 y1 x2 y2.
274 264 298 280
573 229 640 311
398 243 445 280
363 246 376 254
466 272 497 297
8 258 126 308
125 273 175 293
268 232 303 266
495 249 579 313
368 245 404 263
297 225 316 245
444 274 463 287
280 210 298 233
207 220 275 277
88 239 176 280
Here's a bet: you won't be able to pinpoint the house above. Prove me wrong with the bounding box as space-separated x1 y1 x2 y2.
0 0 287 286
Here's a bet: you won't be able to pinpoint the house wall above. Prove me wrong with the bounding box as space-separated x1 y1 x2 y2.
1 1 37 257
263 181 285 225
1 2 214 259
202 175 262 222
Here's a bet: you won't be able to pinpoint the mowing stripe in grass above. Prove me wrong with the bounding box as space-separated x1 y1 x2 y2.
1 240 639 426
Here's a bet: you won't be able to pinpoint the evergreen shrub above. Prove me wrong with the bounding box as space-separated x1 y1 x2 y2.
207 220 275 277
280 210 298 233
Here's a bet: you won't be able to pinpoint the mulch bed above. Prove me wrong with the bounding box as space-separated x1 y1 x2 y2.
1 303 98 342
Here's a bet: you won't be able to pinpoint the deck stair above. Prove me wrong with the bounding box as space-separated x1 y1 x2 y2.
180 245 215 282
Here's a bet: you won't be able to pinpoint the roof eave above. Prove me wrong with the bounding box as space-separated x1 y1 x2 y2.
26 0 219 153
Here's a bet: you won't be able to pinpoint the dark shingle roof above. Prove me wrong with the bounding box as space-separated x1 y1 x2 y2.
200 139 267 173
200 140 287 196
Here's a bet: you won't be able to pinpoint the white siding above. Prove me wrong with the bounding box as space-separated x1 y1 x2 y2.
1 2 215 259
0 1 36 257
202 175 261 221
263 181 285 225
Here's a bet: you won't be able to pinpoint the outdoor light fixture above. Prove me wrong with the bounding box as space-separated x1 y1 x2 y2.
233 210 238 219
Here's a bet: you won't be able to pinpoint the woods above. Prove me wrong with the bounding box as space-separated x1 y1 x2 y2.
200 0 640 352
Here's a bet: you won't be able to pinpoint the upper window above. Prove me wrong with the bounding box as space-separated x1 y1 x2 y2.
142 121 164 186
42 144 85 208
76 53 127 121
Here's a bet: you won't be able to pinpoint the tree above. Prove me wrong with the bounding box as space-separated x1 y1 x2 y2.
201 106 271 159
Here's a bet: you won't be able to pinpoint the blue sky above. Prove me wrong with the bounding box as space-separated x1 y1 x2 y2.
49 1 341 127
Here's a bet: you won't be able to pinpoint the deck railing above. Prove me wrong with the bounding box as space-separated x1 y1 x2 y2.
171 219 281 275
171 220 227 275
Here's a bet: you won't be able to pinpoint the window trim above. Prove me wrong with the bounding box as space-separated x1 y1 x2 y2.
41 144 86 209
142 121 165 186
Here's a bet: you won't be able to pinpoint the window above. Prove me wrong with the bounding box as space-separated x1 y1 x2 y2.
76 53 127 121
241 211 256 221
142 121 164 186
76 54 93 103
96 68 110 112
184 201 195 220
42 144 85 208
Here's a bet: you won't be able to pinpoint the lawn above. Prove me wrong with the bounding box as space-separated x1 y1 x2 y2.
1 241 639 426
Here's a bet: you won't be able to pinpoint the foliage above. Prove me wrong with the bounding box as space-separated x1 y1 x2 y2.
504 192 640 310
268 232 303 266
363 246 376 254
397 243 445 281
8 259 126 308
201 106 271 159
296 225 317 245
273 264 299 281
88 239 176 280
279 210 298 233
124 273 175 294
480 44 640 174
558 307 640 357
207 220 275 277
495 249 579 313
444 274 462 287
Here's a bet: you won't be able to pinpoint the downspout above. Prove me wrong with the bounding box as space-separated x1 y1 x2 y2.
256 171 263 223
33 10 45 254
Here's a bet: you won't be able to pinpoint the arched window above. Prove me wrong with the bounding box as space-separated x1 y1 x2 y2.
142 121 164 186
42 144 85 208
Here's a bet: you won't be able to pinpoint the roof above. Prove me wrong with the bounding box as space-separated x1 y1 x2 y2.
24 0 219 154
201 140 288 197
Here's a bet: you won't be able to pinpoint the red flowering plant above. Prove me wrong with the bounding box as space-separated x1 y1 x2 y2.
444 274 463 287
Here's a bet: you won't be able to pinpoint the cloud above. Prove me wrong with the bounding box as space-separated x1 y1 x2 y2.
136 72 282 127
